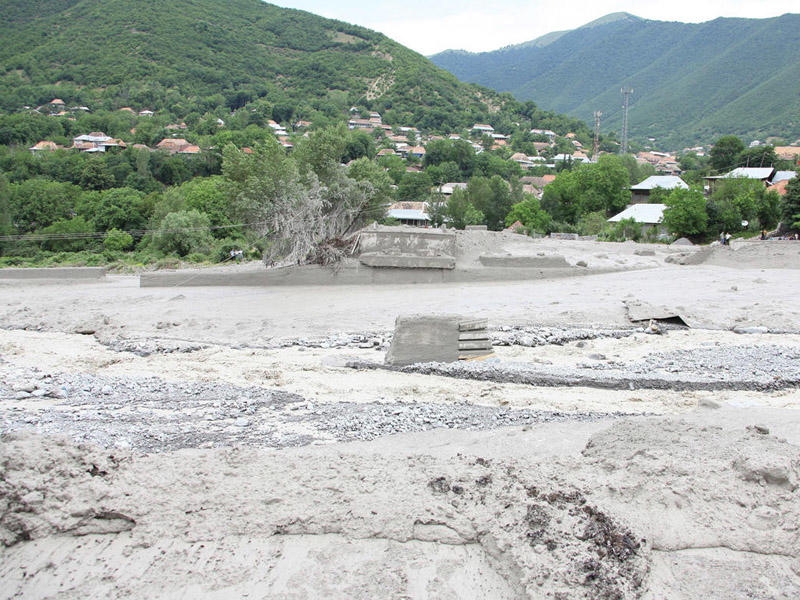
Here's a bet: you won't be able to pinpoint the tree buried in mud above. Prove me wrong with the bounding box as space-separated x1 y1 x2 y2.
222 124 389 266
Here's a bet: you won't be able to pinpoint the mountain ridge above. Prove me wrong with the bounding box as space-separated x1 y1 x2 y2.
431 13 800 149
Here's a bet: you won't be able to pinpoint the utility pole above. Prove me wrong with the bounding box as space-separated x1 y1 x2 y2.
620 87 633 154
592 111 602 161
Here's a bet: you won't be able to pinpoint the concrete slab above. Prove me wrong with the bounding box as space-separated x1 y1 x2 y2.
385 315 493 366
385 315 463 366
357 227 455 257
139 263 610 287
0 267 107 280
479 254 570 268
623 300 705 328
359 253 455 269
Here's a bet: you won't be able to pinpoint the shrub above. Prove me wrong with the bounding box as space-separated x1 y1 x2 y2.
103 228 134 252
151 210 213 257
39 216 95 252
603 218 641 242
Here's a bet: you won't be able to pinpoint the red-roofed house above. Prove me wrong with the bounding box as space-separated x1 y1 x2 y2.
29 140 60 153
156 138 198 154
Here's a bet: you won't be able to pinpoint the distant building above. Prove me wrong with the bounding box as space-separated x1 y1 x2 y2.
630 175 689 204
386 202 430 227
471 123 495 135
156 138 199 154
704 167 776 193
530 128 556 140
773 146 800 164
608 203 667 236
29 140 60 153
437 182 468 196
72 132 126 152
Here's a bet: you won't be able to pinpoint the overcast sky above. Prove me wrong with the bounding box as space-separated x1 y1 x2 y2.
270 0 788 55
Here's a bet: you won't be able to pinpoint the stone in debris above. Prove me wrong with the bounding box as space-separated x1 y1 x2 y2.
644 319 663 335
733 325 769 335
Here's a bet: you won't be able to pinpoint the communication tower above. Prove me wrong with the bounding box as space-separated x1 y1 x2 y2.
620 87 633 154
592 111 602 161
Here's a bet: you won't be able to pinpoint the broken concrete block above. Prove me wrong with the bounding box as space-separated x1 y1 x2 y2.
385 315 493 366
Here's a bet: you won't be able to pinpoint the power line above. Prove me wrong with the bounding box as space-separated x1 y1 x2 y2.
0 221 268 243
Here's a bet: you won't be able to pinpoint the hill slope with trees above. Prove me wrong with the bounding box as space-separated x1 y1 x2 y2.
431 13 800 149
1 0 514 131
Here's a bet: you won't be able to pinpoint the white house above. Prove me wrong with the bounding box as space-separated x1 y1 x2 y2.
630 175 689 204
471 123 494 135
608 203 667 236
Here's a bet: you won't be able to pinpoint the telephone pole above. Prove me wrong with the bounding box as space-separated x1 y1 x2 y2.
620 87 633 154
592 111 602 161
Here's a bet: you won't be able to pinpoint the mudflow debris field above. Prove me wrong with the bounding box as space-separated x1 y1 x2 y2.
1 233 800 599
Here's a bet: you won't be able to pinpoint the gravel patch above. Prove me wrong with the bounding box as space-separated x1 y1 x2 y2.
353 342 800 392
0 368 637 454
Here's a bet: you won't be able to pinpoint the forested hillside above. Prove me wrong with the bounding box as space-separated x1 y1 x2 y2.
1 0 511 131
431 13 800 149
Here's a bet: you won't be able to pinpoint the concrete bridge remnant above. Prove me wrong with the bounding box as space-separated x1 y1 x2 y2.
385 314 493 366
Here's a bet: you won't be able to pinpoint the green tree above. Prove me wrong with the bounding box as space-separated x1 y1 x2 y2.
39 216 95 252
619 154 655 185
662 188 708 238
505 196 550 233
180 176 234 237
605 218 642 242
343 130 375 162
223 137 387 265
292 122 349 184
574 155 630 217
0 173 11 238
152 209 213 256
542 155 629 224
709 177 770 231
79 158 116 191
222 139 301 228
104 228 134 251
151 153 193 186
76 187 149 234
709 135 745 174
347 158 395 217
445 188 484 229
738 145 778 169
478 175 513 230
377 154 407 185
9 178 81 233
757 190 782 230
541 168 580 223
781 177 800 226
397 171 433 201
678 151 703 173
577 211 610 236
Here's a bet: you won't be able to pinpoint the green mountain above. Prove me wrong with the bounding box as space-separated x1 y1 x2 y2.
431 13 800 149
0 0 526 132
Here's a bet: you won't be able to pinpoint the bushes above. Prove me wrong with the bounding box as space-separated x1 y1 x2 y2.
39 216 96 252
602 218 642 242
103 228 134 251
150 209 213 256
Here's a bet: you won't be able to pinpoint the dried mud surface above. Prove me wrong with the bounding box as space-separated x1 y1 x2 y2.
1 234 800 599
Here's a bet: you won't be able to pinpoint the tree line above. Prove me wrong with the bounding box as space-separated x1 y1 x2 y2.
2 116 798 270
